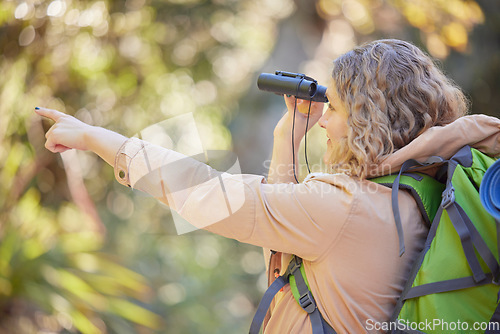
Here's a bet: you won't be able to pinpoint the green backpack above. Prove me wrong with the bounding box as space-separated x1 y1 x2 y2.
250 146 500 334
373 145 500 334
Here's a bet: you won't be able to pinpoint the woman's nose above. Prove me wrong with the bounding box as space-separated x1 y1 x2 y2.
318 113 327 129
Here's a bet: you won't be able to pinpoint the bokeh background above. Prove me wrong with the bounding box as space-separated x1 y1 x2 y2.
1 0 499 333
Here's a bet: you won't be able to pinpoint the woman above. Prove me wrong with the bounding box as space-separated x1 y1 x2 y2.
36 39 500 333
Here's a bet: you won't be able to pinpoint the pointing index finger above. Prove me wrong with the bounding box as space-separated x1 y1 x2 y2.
34 107 66 122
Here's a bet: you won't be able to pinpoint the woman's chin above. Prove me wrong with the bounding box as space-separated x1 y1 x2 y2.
322 154 330 166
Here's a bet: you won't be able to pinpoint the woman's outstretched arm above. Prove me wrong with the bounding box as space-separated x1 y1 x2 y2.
35 107 128 166
34 106 344 260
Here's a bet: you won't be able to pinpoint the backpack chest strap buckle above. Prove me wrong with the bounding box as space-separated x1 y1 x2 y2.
441 185 455 209
286 256 303 276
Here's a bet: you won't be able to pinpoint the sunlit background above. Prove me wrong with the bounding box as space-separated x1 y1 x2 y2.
0 0 498 333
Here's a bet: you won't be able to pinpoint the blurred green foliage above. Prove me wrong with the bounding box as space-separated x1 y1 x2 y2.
0 0 498 333
1 0 291 332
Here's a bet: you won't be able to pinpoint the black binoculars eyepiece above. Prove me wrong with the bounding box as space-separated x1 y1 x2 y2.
257 71 328 103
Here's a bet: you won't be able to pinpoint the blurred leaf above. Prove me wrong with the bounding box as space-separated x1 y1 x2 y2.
59 233 103 253
70 309 102 334
108 297 162 329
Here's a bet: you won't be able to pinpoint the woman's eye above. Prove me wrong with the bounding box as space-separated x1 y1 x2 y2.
327 103 335 111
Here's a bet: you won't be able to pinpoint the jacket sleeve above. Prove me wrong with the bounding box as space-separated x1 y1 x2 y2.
114 137 355 261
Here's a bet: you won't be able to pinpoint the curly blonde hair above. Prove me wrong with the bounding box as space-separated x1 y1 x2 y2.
327 39 468 178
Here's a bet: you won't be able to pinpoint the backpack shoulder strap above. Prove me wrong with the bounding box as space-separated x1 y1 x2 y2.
371 172 445 228
249 255 336 334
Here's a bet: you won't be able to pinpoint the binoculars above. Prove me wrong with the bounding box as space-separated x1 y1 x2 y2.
257 71 328 103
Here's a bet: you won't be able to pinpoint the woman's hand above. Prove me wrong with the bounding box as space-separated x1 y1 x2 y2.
35 107 95 153
35 107 128 166
275 96 325 143
283 95 324 121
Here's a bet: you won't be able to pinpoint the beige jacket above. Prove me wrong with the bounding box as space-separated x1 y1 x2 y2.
114 115 500 333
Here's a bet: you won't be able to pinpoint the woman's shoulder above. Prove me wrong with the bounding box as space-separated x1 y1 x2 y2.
303 172 389 196
303 172 352 184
